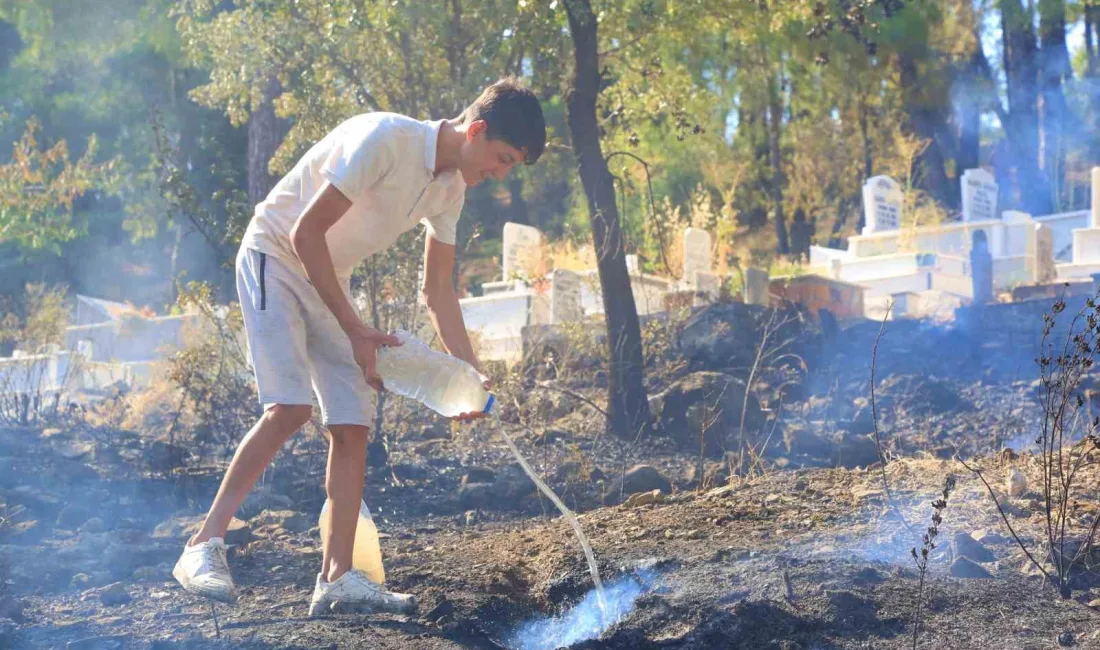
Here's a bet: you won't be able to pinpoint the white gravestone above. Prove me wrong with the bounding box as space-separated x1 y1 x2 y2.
1035 224 1055 283
682 227 713 288
744 268 770 306
549 270 583 324
861 176 903 235
625 254 640 276
502 222 543 282
962 168 998 223
1092 167 1100 229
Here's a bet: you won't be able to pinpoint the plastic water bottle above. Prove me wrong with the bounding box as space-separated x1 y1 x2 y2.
318 499 386 585
375 329 494 417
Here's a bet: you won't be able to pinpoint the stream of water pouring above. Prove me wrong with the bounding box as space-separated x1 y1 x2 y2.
490 414 607 615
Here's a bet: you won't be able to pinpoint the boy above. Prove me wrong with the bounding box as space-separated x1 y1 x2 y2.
172 77 546 616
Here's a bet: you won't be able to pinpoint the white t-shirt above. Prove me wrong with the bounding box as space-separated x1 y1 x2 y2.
241 113 466 280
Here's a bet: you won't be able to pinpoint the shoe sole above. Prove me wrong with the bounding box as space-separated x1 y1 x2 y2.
308 597 418 618
172 562 238 604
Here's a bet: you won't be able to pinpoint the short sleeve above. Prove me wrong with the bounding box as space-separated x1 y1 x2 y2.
320 121 394 201
421 192 464 245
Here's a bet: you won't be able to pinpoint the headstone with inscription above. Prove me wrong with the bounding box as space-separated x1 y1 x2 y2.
861 176 903 236
961 168 998 223
502 222 543 282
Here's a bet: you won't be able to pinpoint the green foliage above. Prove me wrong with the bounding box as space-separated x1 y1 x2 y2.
0 117 118 253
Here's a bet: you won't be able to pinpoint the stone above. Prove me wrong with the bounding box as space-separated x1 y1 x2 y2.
971 230 994 305
152 514 204 539
458 482 494 509
55 503 91 531
743 268 770 306
78 517 106 534
240 486 294 516
649 372 761 456
391 462 432 481
97 582 132 606
950 556 993 579
972 529 1009 545
502 222 543 282
606 465 672 503
783 426 833 459
413 439 446 456
682 227 714 281
624 490 664 508
1059 631 1076 647
490 464 536 501
461 467 497 485
549 269 583 324
678 302 762 369
835 433 880 469
961 168 998 223
251 510 308 535
952 532 996 563
861 176 903 235
1007 467 1027 497
366 440 389 468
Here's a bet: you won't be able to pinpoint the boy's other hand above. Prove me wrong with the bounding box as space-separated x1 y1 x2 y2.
349 325 401 391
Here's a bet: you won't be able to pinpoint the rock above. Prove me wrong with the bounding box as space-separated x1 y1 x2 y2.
649 372 762 456
97 582 132 606
490 464 536 501
78 518 105 534
421 596 455 623
624 490 664 508
413 439 446 456
877 374 972 416
1007 467 1028 497
835 433 880 468
952 532 996 563
458 483 494 509
0 596 25 622
950 556 993 579
782 426 833 459
253 510 308 534
367 440 389 468
848 405 875 436
682 461 729 488
152 514 205 539
131 565 166 582
392 462 432 481
678 302 763 369
1088 598 1100 609
461 467 497 486
156 514 251 545
240 486 294 516
606 465 672 503
972 529 1009 545
55 504 91 530
1059 631 1076 647
414 421 450 441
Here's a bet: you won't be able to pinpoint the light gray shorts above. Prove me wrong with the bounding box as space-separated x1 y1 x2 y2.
235 247 375 427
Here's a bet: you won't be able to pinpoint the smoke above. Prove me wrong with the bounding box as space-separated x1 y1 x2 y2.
505 570 654 650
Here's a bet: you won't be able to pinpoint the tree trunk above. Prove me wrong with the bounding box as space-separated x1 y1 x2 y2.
954 48 983 174
767 71 789 256
896 52 952 206
1038 0 1072 209
1000 0 1053 215
247 76 286 207
563 0 653 439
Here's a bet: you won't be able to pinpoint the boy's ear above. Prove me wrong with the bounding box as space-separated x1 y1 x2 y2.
467 119 488 140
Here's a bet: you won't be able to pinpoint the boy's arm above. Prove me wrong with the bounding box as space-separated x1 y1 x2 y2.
290 181 399 390
422 235 483 375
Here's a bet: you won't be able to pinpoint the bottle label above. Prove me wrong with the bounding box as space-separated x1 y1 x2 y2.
483 394 495 414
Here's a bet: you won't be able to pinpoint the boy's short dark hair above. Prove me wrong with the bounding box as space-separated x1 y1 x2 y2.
462 76 546 165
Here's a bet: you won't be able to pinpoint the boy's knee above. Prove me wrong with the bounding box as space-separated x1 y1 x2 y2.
327 424 371 447
265 404 313 430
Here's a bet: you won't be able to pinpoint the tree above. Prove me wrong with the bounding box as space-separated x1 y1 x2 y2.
563 0 652 439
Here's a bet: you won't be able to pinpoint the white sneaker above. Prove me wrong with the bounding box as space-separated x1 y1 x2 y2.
308 569 417 617
172 537 238 603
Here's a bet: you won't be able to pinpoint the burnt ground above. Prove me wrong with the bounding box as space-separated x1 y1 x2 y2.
5 309 1100 649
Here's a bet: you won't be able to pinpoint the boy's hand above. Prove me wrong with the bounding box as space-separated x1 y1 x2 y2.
453 373 492 422
348 325 401 391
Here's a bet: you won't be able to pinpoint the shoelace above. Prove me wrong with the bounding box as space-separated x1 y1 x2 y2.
196 543 229 579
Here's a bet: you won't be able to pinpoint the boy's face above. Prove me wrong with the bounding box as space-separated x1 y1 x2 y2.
460 120 526 187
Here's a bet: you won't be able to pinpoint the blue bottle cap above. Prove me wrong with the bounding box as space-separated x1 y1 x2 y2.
483 394 495 414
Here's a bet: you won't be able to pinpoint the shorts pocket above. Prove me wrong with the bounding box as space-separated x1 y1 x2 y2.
258 252 268 311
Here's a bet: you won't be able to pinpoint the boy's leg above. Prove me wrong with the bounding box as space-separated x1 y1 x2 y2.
190 404 313 546
320 424 370 582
